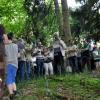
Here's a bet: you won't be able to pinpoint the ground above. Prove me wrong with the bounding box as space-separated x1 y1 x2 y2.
4 73 100 100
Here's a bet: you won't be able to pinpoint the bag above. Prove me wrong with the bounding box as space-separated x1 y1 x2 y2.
54 47 61 56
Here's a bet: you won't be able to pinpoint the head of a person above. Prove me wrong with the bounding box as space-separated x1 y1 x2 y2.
43 47 48 52
7 32 14 40
54 32 59 40
37 41 42 47
18 38 25 44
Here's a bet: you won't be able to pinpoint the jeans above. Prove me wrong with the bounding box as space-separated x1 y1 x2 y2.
19 61 26 80
36 59 44 76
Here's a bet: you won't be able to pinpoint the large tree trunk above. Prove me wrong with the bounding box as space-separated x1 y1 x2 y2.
61 0 72 44
54 0 63 37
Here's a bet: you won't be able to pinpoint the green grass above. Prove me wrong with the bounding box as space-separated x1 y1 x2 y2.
5 73 100 100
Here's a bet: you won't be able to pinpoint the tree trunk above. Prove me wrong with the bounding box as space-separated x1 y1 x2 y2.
54 0 63 37
61 0 72 44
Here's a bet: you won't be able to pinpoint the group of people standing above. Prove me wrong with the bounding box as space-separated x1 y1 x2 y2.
17 31 67 79
0 24 67 100
0 24 100 100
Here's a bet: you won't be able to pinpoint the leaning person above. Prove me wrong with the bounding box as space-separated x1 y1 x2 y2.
4 32 19 100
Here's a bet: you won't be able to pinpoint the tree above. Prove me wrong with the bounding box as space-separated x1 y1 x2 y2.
61 0 72 43
53 0 63 37
0 0 27 36
72 0 100 40
24 0 58 44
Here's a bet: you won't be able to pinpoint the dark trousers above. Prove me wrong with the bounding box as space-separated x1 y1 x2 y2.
54 52 64 74
77 57 83 72
81 56 91 71
68 56 78 73
18 61 26 80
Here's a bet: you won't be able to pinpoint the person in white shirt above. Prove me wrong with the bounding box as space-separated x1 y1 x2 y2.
93 47 100 69
43 47 53 76
53 32 66 74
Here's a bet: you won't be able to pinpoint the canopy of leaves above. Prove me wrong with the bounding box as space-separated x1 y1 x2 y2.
0 0 27 36
23 0 58 44
71 0 100 40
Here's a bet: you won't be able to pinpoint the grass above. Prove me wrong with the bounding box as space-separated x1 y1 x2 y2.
4 73 100 100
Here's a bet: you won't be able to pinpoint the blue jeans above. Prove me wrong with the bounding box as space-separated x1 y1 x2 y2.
36 59 44 76
19 61 26 80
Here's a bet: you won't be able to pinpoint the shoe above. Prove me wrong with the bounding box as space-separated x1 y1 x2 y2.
13 90 20 96
9 94 14 100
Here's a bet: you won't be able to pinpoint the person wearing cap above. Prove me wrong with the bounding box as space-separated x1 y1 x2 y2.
53 32 66 74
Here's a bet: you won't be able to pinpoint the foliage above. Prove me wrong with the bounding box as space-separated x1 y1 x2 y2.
23 0 58 44
0 0 59 44
0 0 27 36
71 0 100 40
0 0 99 43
